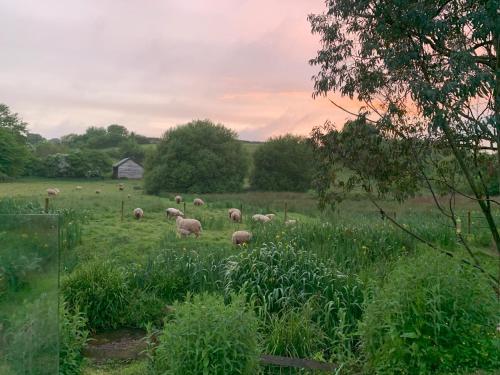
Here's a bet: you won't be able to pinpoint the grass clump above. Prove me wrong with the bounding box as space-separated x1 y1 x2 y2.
224 240 363 349
150 293 260 375
62 261 131 331
361 250 500 374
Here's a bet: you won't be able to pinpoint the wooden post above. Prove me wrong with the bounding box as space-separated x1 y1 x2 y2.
284 202 288 223
467 211 471 234
44 197 49 213
240 203 243 223
121 200 124 222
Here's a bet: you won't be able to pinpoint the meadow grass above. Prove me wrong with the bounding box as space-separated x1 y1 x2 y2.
0 177 498 374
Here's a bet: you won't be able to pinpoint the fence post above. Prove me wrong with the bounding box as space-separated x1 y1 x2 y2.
121 200 124 222
467 211 471 234
44 197 49 213
284 202 288 223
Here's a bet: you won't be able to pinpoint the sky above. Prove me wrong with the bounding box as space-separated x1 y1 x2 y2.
0 0 357 141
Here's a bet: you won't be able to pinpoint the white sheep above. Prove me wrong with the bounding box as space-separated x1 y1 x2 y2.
75 186 83 191
118 183 125 191
54 188 60 194
47 188 58 197
133 208 144 219
252 214 271 223
265 214 276 220
193 198 205 206
176 216 202 238
166 207 184 219
175 195 182 204
232 230 252 245
228 208 242 222
285 219 297 226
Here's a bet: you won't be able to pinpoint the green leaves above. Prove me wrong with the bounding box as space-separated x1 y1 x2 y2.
145 120 249 194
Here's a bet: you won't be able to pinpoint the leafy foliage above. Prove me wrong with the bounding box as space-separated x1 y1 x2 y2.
361 250 500 374
151 293 260 375
251 134 314 192
59 300 89 375
0 104 30 177
145 119 248 194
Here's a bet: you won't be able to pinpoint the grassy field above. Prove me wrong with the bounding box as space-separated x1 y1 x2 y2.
0 178 498 374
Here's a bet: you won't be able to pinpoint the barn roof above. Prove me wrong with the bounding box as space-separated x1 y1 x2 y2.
112 158 143 168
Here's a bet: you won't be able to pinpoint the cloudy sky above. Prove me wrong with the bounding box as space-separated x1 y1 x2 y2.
0 0 356 141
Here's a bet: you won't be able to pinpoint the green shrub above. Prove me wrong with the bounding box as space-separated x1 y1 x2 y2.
361 250 500 374
224 241 363 344
151 293 260 375
59 300 89 375
62 261 131 330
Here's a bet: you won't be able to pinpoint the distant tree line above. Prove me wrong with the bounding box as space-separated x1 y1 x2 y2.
0 103 158 180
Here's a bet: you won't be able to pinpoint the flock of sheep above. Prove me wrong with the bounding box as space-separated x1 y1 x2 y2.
46 186 296 246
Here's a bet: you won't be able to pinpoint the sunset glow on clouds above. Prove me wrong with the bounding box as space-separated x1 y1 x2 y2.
0 0 358 140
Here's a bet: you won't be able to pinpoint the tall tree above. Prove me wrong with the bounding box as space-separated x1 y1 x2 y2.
144 120 248 194
0 104 30 177
309 0 499 287
251 134 315 192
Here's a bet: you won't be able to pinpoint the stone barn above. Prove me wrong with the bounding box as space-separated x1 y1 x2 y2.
112 158 144 179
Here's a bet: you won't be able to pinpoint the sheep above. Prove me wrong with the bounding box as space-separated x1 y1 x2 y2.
118 183 125 191
127 194 131 198
265 214 276 220
75 186 83 191
175 195 182 204
252 214 271 223
193 198 205 206
95 189 101 194
47 188 58 197
53 188 60 194
232 230 252 245
133 208 144 219
166 207 184 219
176 216 202 238
285 219 297 226
228 208 242 222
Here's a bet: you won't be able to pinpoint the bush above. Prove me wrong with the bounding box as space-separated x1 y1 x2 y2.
251 134 315 192
361 251 500 374
224 241 363 344
62 261 131 330
144 119 249 194
60 300 89 375
151 293 260 375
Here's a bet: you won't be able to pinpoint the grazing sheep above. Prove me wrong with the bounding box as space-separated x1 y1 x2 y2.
176 216 202 238
118 183 125 191
228 208 242 222
265 214 276 220
252 214 271 223
285 219 297 226
75 186 83 191
232 230 252 245
127 194 131 198
47 188 58 196
175 195 182 204
193 198 205 206
230 211 242 223
95 189 101 194
133 208 144 219
54 188 60 194
166 207 184 219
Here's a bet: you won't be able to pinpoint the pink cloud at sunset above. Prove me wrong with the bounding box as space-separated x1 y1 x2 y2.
0 0 361 141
